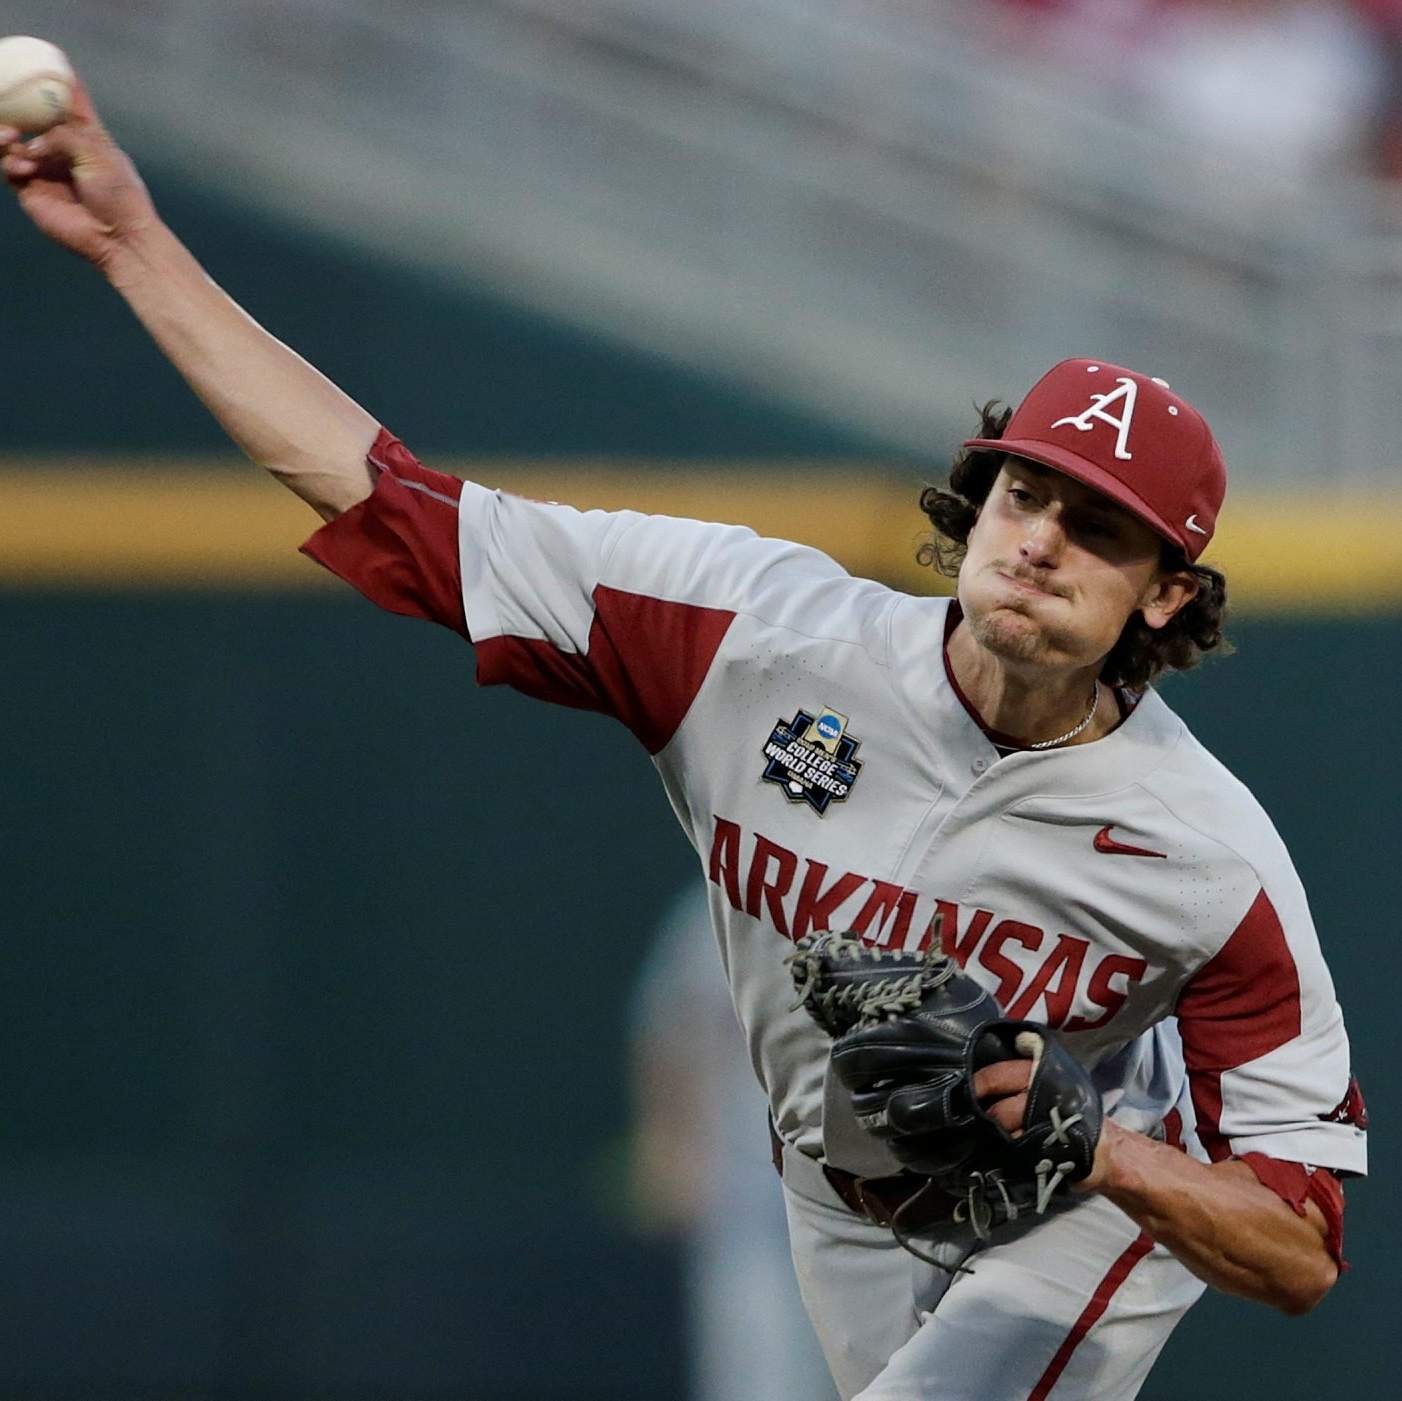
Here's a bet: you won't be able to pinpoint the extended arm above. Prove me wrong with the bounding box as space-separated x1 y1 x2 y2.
2 82 377 520
975 1061 1339 1315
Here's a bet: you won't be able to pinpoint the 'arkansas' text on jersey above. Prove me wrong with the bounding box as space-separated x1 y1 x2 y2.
708 814 1147 1032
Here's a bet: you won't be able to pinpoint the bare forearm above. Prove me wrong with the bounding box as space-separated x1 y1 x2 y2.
104 222 378 519
1090 1123 1337 1314
6 87 376 518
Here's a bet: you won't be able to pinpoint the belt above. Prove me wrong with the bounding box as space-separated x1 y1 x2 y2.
769 1118 958 1231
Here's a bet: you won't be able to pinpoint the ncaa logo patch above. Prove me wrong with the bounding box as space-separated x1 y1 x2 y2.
761 707 864 815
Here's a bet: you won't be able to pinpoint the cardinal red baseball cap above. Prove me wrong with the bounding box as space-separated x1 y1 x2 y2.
963 358 1227 561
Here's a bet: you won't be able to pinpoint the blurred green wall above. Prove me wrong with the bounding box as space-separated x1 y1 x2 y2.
0 167 1395 1400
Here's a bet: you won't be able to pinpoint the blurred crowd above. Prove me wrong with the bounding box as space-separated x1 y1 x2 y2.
987 0 1402 182
554 0 1402 188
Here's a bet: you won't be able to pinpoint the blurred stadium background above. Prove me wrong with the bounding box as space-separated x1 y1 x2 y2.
1 1 1398 1397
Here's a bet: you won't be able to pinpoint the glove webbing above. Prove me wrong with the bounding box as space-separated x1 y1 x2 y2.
787 943 958 1029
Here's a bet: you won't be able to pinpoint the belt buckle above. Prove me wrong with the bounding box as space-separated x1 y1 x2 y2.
853 1176 898 1229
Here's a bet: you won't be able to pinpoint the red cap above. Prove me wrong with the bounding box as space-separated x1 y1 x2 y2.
963 359 1226 561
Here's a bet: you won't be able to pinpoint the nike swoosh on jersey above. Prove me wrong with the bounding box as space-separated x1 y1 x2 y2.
1093 825 1167 859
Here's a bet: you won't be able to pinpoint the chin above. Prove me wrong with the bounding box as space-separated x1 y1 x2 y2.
967 605 1050 664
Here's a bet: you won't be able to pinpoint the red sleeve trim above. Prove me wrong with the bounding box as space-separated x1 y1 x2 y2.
1175 888 1301 1162
475 585 735 755
1308 1168 1348 1273
300 428 466 637
1240 1154 1348 1272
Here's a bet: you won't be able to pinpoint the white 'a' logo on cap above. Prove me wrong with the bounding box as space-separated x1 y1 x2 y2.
1050 377 1138 461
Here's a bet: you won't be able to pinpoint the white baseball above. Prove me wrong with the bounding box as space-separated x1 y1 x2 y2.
0 36 75 134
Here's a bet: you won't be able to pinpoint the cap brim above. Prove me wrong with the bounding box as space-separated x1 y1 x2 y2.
962 437 1189 554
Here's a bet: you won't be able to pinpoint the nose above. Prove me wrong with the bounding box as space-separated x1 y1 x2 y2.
1018 511 1065 569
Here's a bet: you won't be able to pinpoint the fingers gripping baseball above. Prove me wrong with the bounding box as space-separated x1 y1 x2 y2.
3 77 156 266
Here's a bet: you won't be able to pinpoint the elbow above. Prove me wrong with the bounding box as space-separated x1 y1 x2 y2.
1273 1258 1340 1317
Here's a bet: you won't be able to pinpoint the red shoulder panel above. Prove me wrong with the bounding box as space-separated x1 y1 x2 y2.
476 585 734 755
1175 888 1301 1161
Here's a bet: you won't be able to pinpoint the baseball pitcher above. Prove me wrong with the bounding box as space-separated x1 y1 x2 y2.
3 77 1366 1401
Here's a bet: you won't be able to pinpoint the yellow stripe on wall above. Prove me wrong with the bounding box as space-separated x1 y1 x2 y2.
1 460 1398 613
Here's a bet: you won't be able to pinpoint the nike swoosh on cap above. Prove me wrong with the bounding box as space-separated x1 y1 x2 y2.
1185 514 1208 535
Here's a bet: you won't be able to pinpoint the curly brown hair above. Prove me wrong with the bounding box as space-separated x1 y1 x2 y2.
917 401 1231 691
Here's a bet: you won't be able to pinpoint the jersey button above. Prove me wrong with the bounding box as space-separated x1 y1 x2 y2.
972 757 989 775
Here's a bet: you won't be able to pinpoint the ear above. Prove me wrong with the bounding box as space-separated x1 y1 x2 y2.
1139 568 1199 632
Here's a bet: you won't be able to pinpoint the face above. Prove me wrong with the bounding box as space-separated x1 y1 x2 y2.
957 458 1199 676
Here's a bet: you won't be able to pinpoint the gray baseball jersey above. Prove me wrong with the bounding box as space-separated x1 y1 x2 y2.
305 427 1366 1398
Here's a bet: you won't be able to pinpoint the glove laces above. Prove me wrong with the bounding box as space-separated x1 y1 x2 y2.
1031 1104 1084 1213
889 1179 977 1276
938 1104 1089 1252
951 1169 1020 1241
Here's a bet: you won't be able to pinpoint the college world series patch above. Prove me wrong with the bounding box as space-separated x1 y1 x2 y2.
761 707 864 815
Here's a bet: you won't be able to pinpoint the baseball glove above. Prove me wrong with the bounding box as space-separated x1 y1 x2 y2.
788 931 1102 1252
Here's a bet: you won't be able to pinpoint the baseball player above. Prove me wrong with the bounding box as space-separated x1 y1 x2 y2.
4 84 1367 1401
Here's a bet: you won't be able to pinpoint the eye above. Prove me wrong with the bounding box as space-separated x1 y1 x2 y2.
1007 487 1036 505
1074 516 1129 549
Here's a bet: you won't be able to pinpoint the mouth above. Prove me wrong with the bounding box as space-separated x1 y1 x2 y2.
996 570 1060 599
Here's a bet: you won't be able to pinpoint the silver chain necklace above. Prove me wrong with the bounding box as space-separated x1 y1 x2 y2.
1026 681 1101 750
